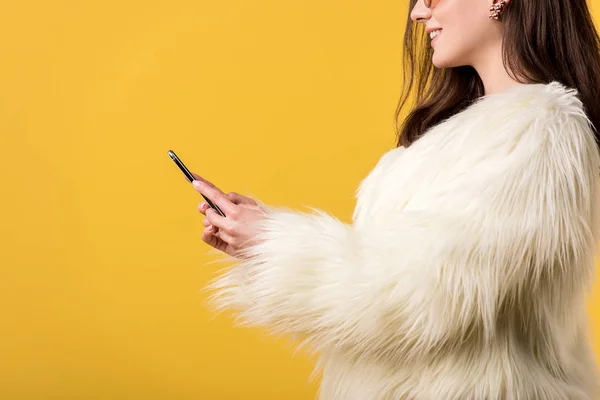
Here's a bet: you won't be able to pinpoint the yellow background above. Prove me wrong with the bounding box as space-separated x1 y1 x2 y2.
1 1 599 398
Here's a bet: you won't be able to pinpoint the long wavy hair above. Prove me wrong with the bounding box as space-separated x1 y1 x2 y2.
395 0 600 151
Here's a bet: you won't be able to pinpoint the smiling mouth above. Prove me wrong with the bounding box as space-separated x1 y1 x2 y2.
429 29 442 41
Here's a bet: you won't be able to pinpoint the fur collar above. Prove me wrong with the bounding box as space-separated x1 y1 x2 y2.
353 81 597 227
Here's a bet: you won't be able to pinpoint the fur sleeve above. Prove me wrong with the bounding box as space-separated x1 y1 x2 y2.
205 92 600 364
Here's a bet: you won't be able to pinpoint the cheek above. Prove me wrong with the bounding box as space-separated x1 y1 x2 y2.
432 19 491 68
431 0 492 66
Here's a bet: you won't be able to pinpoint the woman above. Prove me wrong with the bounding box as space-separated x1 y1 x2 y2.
192 0 600 398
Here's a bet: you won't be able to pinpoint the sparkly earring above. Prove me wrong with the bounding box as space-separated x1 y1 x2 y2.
489 0 506 20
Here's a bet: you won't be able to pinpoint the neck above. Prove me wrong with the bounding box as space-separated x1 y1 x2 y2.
471 41 524 95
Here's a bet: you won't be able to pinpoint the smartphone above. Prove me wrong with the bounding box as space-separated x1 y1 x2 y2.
168 150 226 217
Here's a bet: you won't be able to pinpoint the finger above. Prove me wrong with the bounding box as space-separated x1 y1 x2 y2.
202 226 222 248
206 224 220 235
202 226 230 253
191 172 218 189
201 226 214 244
191 179 228 211
212 225 235 245
227 192 257 206
198 202 210 215
204 207 228 230
193 180 236 216
201 209 220 232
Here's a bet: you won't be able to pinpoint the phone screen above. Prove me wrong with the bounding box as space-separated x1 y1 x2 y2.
168 150 226 217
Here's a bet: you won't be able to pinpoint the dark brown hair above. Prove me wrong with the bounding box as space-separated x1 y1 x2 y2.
395 0 600 151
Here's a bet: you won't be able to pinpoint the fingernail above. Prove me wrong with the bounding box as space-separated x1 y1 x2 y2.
208 225 214 231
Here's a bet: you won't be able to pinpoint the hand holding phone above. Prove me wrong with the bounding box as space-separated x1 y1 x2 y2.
167 150 226 217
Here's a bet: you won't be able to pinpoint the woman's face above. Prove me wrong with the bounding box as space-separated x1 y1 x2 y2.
410 0 504 68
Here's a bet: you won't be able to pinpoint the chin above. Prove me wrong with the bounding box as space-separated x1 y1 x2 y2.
431 54 449 69
432 52 460 69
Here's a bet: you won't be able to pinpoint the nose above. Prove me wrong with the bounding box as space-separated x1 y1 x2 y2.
410 0 432 23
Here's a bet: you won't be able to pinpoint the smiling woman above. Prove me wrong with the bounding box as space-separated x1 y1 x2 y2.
197 0 600 399
2 0 600 399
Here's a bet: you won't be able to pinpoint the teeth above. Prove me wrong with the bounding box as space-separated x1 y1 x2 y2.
429 29 442 40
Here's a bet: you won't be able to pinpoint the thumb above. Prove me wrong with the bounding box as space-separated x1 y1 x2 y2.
191 172 220 191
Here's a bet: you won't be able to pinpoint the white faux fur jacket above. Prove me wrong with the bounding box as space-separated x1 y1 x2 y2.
206 82 600 399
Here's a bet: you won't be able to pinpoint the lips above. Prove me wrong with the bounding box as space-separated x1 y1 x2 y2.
426 27 443 35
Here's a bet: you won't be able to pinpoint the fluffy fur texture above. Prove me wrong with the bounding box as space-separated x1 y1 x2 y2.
204 82 600 399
